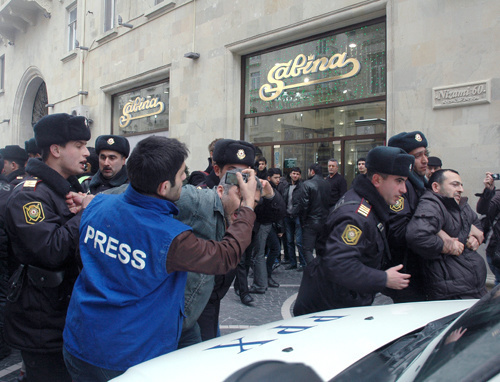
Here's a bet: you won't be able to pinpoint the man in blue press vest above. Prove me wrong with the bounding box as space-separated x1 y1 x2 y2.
63 136 259 381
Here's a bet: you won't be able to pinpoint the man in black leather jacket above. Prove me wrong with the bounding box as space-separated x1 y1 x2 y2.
292 163 330 265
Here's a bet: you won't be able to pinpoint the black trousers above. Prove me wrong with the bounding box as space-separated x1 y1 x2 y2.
22 350 72 382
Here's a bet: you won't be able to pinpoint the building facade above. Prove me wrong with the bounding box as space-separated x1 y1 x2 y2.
0 0 498 191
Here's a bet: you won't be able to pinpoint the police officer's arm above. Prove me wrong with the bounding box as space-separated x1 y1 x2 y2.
386 193 412 247
406 201 452 258
323 214 387 294
6 192 81 268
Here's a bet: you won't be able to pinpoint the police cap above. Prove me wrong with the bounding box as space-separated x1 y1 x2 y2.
25 138 41 155
0 145 28 164
95 135 130 158
34 113 91 148
212 139 255 168
388 131 427 154
366 146 414 177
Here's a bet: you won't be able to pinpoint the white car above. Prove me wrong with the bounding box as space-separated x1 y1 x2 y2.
113 286 500 381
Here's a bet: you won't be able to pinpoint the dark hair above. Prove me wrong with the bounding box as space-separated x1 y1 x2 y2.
267 168 282 177
357 157 366 164
290 167 301 174
0 155 3 173
255 156 267 165
366 170 389 181
127 136 189 195
309 163 322 176
41 142 68 162
86 147 99 175
429 169 459 187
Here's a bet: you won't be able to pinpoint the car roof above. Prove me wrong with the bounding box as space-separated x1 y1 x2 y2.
113 300 475 381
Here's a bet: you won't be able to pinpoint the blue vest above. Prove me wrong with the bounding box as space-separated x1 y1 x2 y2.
63 186 191 371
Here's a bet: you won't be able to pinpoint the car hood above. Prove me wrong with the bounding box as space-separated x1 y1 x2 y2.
112 300 475 382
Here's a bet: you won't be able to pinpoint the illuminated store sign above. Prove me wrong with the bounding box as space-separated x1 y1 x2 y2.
259 52 361 102
119 96 165 128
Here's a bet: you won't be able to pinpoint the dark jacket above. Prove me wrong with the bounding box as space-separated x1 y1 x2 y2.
280 179 302 216
0 175 12 298
6 168 28 186
88 166 128 194
406 190 487 300
294 175 389 315
477 187 500 261
255 187 286 225
293 174 330 226
4 158 83 352
385 173 427 302
325 173 347 208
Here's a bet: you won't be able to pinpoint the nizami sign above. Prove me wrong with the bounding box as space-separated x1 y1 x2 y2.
259 52 361 102
433 80 491 109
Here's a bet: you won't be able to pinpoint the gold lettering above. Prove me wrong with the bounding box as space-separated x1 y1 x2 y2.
119 96 165 128
259 51 361 101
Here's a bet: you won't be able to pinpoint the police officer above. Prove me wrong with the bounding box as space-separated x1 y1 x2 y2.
386 131 429 302
4 113 91 381
88 134 130 194
294 146 414 315
0 145 28 185
25 137 42 159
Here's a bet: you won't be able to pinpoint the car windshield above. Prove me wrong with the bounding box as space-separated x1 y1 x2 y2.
331 286 500 382
413 287 500 382
329 311 464 382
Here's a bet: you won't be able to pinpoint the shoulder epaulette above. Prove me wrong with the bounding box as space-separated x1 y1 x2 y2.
16 176 24 180
22 178 42 191
356 198 372 218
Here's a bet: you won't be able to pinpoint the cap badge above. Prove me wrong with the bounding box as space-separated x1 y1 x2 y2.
236 149 246 160
107 138 115 145
415 134 422 142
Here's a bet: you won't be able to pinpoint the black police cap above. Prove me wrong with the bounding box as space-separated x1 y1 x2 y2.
0 145 28 163
366 146 414 177
34 113 91 148
388 131 427 154
95 135 130 158
212 139 255 168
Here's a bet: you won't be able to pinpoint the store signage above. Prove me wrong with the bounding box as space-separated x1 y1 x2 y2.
259 52 361 102
432 80 491 109
119 96 165 128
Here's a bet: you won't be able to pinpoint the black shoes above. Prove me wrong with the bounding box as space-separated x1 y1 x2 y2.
248 286 266 294
241 294 254 306
285 264 297 270
268 277 280 288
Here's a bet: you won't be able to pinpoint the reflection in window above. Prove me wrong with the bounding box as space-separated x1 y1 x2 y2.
68 5 77 51
104 0 116 32
0 55 4 91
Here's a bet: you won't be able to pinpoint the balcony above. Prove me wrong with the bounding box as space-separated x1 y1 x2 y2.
0 0 51 43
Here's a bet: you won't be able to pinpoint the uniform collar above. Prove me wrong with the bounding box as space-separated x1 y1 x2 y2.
352 174 390 222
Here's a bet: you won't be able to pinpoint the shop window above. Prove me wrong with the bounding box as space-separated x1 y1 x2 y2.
67 5 77 51
104 0 116 32
112 81 169 136
0 55 4 92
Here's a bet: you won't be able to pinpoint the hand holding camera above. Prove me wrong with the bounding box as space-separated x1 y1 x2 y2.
484 172 499 190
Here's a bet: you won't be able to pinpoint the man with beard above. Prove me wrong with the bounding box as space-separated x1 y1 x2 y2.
406 169 487 300
4 113 90 381
294 146 413 315
63 136 258 380
88 135 130 194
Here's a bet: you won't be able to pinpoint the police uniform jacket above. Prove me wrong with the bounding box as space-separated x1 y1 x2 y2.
293 175 389 315
0 175 12 298
6 168 28 186
88 166 128 194
406 190 487 300
4 158 84 353
293 174 331 226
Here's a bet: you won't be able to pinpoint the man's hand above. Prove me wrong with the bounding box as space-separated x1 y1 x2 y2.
438 230 464 256
468 225 484 246
66 192 94 214
238 169 260 210
385 264 411 290
484 172 495 190
466 235 480 251
260 179 275 199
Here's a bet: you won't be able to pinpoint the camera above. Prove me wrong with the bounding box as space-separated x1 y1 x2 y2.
224 170 262 191
492 173 500 181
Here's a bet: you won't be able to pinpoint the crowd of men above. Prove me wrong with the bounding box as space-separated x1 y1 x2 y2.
0 113 498 381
